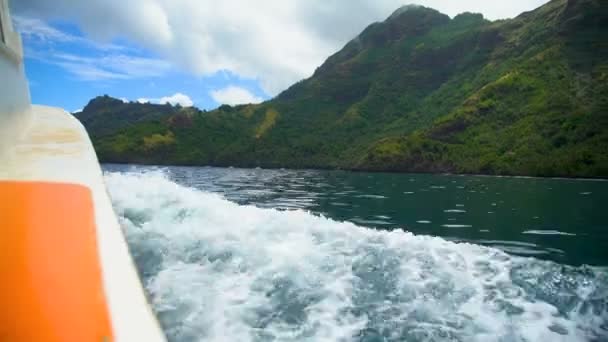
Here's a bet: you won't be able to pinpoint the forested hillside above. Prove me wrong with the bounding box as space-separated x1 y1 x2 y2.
79 0 608 177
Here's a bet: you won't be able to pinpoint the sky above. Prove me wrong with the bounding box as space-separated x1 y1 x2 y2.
10 0 549 112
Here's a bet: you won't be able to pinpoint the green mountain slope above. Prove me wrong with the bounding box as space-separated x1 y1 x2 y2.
79 0 608 177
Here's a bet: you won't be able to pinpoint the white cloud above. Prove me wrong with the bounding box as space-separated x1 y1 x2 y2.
14 16 74 42
14 15 172 81
135 93 194 107
31 52 173 81
13 0 549 94
14 16 124 51
159 93 194 107
210 86 263 106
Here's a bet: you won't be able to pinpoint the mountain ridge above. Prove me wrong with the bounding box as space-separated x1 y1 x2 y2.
79 0 608 177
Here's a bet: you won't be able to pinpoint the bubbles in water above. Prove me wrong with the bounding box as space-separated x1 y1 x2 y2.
105 171 608 342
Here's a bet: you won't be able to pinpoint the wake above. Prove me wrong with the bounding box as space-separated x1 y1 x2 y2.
105 171 608 342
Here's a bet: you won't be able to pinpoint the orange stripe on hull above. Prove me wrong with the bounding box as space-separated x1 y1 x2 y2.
0 181 113 341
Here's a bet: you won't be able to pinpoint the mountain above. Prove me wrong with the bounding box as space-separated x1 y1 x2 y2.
79 0 608 177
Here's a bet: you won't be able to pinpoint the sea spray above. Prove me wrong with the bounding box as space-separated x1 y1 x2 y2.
105 170 608 342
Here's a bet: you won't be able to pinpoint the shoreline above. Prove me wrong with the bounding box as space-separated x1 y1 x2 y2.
100 161 608 182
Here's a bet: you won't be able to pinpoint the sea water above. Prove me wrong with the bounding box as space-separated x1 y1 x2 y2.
103 165 608 341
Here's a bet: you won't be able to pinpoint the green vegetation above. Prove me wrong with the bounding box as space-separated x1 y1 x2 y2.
79 0 608 177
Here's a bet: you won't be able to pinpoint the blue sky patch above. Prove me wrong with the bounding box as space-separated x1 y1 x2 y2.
17 17 268 112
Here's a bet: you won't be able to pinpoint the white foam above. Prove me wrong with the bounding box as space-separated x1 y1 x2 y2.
442 224 473 228
356 194 387 199
430 186 446 189
523 230 577 237
104 171 607 342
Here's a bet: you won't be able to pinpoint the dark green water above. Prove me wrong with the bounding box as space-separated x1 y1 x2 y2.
103 165 608 341
307 172 608 267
